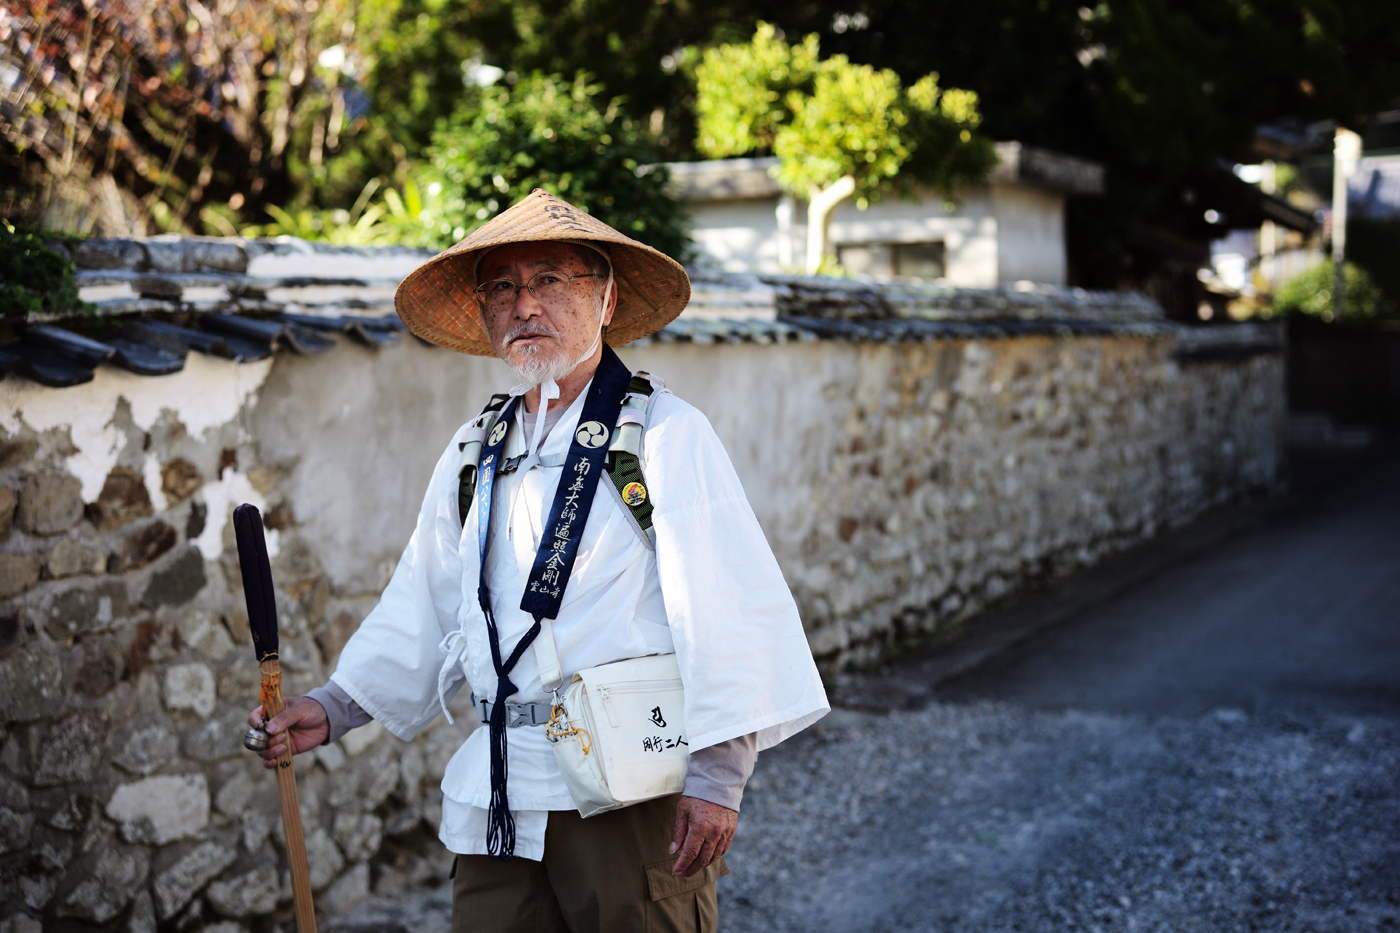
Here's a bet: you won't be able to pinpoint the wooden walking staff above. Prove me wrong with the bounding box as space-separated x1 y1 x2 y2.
234 504 318 933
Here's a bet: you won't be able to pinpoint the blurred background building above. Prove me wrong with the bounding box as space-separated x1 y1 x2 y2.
671 142 1103 287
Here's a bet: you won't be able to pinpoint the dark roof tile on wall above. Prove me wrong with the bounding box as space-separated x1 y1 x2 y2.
0 236 1278 388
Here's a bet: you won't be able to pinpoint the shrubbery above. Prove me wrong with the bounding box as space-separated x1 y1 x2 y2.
424 72 690 259
1271 260 1397 321
0 222 90 318
229 72 691 260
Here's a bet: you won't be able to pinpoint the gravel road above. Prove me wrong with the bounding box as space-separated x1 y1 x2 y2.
721 703 1398 932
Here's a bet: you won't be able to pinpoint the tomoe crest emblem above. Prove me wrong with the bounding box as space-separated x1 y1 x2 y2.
575 421 609 449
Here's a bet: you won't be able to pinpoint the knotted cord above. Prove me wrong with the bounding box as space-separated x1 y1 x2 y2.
468 347 631 860
479 588 541 859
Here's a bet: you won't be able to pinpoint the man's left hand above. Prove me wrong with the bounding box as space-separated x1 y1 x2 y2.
669 795 738 878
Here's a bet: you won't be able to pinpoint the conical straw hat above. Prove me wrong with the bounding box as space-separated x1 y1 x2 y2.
395 189 691 356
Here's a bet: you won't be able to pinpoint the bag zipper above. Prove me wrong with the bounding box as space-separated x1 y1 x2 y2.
596 679 683 728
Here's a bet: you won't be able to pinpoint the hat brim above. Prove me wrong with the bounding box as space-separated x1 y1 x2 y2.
394 190 691 356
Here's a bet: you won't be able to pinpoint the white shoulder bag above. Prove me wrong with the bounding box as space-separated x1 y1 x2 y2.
534 619 689 818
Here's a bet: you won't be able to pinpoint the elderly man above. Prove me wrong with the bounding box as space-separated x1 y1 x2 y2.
248 189 828 932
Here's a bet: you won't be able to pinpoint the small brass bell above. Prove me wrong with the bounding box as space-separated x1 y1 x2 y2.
243 726 270 752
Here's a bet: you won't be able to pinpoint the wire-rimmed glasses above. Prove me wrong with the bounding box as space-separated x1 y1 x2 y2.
474 271 602 312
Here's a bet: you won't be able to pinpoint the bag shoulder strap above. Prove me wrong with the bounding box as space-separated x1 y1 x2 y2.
536 616 563 691
457 392 510 527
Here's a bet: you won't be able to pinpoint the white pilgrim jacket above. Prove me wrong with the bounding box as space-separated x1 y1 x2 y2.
330 375 830 860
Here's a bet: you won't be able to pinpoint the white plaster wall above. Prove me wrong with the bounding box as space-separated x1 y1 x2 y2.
828 190 999 286
992 183 1067 285
0 355 278 558
622 343 831 558
629 338 1283 661
252 340 506 592
687 198 785 273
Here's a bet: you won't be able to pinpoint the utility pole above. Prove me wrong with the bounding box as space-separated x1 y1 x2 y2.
1332 127 1362 320
1259 161 1276 288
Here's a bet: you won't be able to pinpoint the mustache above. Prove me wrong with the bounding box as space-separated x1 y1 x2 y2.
502 322 563 348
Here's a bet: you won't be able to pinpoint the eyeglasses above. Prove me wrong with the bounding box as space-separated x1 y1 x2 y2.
474 271 602 312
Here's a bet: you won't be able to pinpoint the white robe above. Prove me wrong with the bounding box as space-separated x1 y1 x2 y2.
331 378 829 860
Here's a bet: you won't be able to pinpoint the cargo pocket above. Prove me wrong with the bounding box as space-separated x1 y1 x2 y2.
643 856 728 933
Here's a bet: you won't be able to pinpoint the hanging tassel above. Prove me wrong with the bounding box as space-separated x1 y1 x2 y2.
480 589 542 860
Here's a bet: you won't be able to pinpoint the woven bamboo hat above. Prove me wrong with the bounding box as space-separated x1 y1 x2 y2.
394 188 691 356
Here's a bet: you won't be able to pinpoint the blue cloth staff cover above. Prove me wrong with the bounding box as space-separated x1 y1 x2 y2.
472 345 634 858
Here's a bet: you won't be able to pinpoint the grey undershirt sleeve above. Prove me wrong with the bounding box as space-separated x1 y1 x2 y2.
305 681 373 745
683 733 758 812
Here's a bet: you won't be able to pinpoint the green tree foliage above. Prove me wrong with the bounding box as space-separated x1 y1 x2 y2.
12 0 1396 292
452 0 773 161
424 73 690 259
694 23 993 272
694 26 820 158
309 0 482 209
0 0 482 235
2 0 351 233
752 0 1400 289
769 53 910 203
1271 259 1396 321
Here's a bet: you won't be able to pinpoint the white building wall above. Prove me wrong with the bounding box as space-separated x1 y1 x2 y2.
684 182 1067 287
687 198 786 273
991 184 1067 285
828 188 1000 286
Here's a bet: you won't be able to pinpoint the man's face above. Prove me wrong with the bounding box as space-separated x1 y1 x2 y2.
477 242 615 379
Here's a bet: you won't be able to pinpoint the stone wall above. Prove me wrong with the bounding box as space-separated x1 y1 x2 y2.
0 356 480 933
636 335 1284 663
0 248 1284 932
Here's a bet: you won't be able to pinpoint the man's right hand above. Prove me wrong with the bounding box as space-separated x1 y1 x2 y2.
247 696 330 769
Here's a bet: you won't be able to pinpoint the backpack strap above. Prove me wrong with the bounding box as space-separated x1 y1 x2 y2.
456 372 660 538
458 392 510 527
604 372 657 542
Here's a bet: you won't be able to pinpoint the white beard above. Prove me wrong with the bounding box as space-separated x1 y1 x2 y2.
505 344 582 387
501 300 606 388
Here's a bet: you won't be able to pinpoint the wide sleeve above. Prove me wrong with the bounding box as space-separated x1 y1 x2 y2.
645 394 829 752
329 431 468 740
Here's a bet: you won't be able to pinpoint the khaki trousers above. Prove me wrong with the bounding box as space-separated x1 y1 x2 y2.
450 795 728 933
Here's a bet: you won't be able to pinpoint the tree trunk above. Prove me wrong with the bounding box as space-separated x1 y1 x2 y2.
805 175 857 274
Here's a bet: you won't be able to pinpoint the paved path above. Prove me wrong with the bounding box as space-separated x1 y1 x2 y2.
334 447 1400 932
936 450 1400 720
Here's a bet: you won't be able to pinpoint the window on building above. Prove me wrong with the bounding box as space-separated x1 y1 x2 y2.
836 241 946 279
836 243 890 276
893 242 946 279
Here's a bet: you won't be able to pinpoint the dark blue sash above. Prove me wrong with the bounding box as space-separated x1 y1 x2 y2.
472 345 632 859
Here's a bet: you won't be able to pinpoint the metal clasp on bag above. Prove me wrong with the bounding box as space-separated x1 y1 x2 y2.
545 689 591 754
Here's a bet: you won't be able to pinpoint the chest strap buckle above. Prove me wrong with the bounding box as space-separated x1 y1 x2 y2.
473 694 551 727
